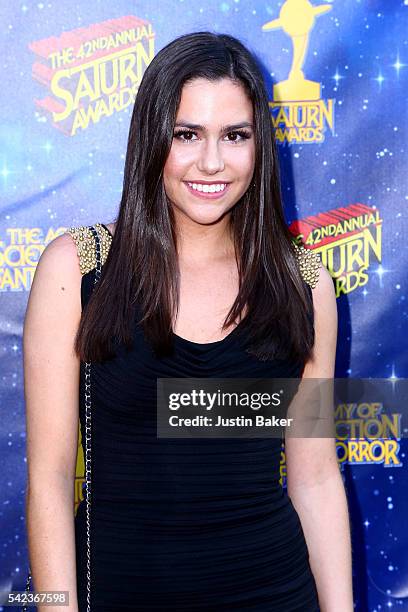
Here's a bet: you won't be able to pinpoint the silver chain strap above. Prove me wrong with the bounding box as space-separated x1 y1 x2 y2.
23 225 102 612
83 225 102 612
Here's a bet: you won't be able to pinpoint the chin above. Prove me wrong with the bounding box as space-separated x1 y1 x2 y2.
190 205 233 221
173 201 231 223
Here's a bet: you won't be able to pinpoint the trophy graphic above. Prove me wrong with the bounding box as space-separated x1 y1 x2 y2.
262 0 332 101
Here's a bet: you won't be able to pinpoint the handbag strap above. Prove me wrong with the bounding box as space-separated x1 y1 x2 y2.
23 224 103 612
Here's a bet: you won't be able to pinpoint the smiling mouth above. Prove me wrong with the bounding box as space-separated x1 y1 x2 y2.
183 181 230 197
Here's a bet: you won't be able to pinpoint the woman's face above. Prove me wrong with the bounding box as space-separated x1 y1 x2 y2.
163 77 255 227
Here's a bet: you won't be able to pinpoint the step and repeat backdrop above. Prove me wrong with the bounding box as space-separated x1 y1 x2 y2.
1 1 407 610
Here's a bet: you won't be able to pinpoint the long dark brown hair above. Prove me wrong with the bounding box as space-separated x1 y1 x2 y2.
74 31 315 366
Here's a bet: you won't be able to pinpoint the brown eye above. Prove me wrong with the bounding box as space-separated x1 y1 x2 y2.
174 130 197 142
226 130 251 143
227 133 238 142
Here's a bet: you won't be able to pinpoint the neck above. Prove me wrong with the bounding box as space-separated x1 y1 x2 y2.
173 210 235 264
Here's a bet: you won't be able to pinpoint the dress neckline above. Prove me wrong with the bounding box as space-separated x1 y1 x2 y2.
172 319 244 347
99 223 245 348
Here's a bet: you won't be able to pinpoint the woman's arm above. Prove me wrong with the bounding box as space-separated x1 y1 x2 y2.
285 264 353 612
23 233 83 612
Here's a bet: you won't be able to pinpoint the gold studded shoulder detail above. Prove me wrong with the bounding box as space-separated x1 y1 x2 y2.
292 241 321 289
65 223 113 275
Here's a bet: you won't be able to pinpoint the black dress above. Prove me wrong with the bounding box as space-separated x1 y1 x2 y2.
74 224 320 611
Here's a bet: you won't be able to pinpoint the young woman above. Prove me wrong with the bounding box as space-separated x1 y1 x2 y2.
24 32 353 611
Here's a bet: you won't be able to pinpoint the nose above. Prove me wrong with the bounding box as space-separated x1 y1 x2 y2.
196 137 225 174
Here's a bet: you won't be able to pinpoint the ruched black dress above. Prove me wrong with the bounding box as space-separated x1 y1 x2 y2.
74 224 320 611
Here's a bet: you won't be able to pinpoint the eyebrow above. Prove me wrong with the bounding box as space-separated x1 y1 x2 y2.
174 121 254 131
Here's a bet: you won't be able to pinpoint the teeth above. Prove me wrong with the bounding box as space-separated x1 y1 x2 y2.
187 182 227 193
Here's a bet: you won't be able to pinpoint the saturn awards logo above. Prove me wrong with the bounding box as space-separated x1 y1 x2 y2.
29 15 155 136
262 0 335 144
289 203 383 297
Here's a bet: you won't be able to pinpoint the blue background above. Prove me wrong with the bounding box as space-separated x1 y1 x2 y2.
1 1 407 609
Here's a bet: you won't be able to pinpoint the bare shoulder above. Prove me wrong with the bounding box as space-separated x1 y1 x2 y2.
311 261 337 310
24 232 83 342
304 261 338 377
30 231 83 296
41 230 83 271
